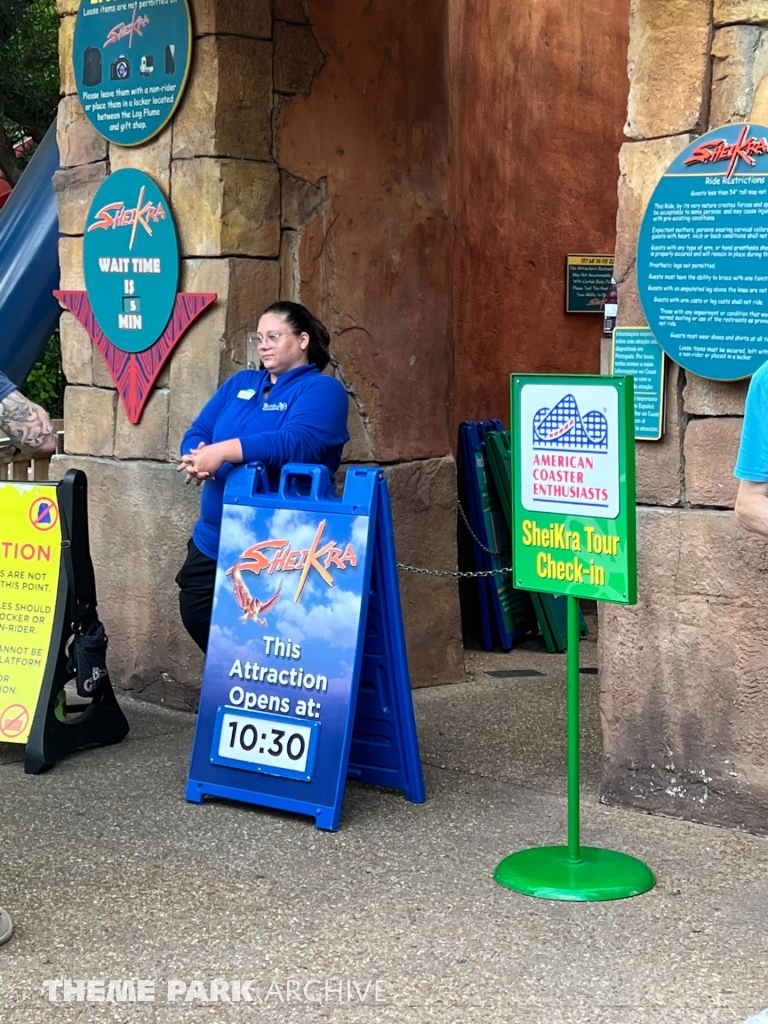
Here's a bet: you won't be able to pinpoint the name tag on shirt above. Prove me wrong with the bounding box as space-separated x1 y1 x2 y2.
237 389 256 400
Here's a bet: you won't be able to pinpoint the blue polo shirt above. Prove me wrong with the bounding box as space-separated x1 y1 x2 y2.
735 360 768 482
182 365 349 558
0 371 16 403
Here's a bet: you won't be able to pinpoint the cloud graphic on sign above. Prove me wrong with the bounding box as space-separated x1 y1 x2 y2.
219 504 260 558
274 585 363 651
351 515 369 552
266 508 321 551
329 659 354 690
205 623 266 681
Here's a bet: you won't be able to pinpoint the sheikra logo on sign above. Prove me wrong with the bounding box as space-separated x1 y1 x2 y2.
104 7 150 48
224 519 359 628
521 385 620 519
683 124 768 179
88 184 166 250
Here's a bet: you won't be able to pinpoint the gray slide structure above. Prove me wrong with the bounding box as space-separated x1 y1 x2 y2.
0 121 61 388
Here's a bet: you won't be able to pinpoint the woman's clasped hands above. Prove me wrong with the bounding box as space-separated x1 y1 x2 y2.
177 439 244 485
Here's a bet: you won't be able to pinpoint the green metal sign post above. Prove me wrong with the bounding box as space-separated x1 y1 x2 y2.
494 374 655 901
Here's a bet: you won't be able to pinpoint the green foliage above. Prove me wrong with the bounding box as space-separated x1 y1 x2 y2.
24 328 64 419
0 0 59 184
0 0 64 416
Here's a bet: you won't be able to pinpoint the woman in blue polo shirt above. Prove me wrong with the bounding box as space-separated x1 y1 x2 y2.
176 301 349 651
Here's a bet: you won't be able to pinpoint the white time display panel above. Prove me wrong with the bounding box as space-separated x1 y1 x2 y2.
211 709 320 782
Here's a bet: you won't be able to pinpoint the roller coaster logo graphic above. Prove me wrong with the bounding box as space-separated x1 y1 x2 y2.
532 394 609 452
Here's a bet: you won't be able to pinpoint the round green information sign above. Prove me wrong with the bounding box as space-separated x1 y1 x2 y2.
83 168 179 353
73 0 191 147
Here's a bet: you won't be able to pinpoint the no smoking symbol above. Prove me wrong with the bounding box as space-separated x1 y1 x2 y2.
0 705 29 739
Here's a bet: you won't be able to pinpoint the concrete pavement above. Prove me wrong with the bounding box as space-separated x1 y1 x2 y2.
0 637 766 1023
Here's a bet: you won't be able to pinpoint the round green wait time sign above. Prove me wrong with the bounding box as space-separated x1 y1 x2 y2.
83 168 180 353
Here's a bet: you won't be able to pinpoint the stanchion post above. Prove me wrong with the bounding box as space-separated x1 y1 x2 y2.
494 372 656 901
566 595 581 863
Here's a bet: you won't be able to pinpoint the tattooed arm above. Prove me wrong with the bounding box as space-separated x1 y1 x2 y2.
0 390 57 456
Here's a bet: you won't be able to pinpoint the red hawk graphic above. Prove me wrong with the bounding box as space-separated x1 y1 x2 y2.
230 561 282 626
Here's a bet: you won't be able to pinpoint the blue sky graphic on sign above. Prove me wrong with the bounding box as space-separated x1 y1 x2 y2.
532 395 609 452
83 168 179 353
190 501 371 807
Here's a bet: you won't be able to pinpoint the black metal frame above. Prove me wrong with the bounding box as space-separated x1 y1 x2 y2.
25 469 130 774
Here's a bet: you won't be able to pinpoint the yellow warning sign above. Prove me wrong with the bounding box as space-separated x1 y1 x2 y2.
0 482 62 744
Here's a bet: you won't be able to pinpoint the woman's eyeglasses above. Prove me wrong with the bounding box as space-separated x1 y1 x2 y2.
245 328 301 369
255 331 293 346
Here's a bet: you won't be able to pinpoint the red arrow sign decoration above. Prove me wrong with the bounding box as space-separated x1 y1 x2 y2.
55 290 216 424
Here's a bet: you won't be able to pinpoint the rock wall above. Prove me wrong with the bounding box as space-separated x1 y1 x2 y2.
275 1 464 685
53 0 634 704
449 0 631 429
272 0 630 679
53 0 464 705
601 0 768 831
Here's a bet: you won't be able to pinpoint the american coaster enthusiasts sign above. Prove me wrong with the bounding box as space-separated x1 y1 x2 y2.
512 375 636 605
494 373 651 903
73 0 191 146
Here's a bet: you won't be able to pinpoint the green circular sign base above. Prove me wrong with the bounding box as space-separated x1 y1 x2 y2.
0 907 13 946
494 845 655 902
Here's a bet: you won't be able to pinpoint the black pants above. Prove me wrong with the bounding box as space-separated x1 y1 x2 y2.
176 539 217 652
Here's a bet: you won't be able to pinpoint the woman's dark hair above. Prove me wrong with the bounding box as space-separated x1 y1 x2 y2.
262 301 332 371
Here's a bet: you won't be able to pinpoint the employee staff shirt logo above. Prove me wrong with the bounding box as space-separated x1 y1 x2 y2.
533 394 608 452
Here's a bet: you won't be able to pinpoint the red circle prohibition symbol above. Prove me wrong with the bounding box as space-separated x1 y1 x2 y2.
28 497 59 532
0 704 29 739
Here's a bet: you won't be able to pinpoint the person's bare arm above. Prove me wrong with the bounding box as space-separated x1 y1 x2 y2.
735 479 768 536
0 390 57 456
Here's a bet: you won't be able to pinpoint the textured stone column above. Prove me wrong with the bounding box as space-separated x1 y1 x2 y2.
601 0 768 831
54 0 464 706
600 508 768 834
54 0 282 708
384 458 464 686
275 0 464 683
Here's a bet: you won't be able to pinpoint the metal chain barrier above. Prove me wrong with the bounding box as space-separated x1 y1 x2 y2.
456 499 504 556
396 563 511 579
396 500 513 579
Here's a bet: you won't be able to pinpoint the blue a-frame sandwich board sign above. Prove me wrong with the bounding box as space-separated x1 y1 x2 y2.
185 463 425 830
